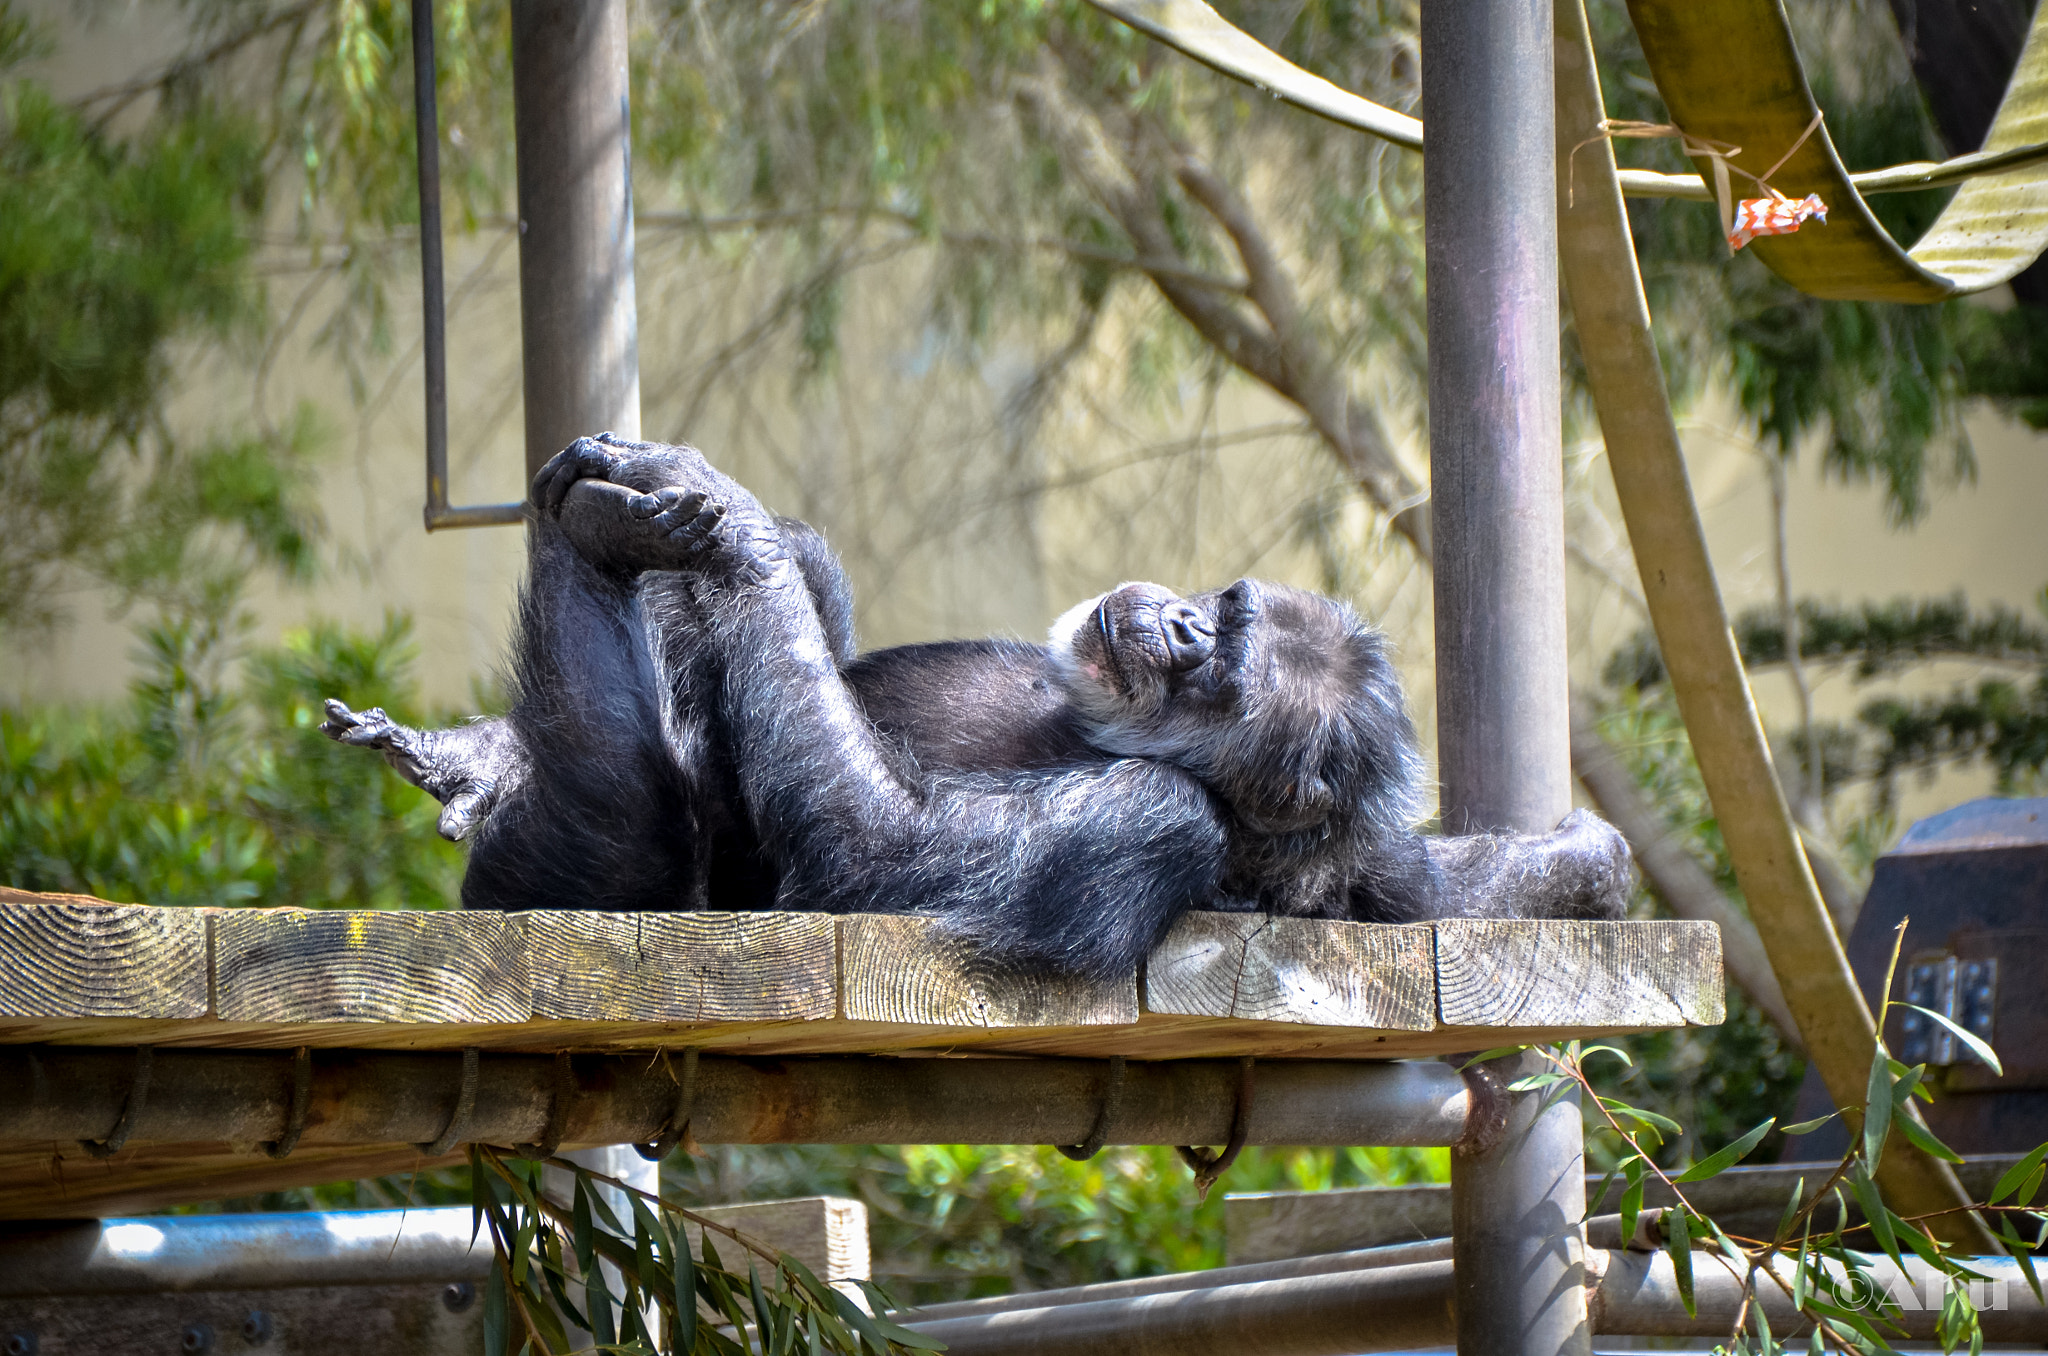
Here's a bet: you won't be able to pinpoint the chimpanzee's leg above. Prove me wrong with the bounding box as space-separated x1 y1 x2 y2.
544 456 1230 976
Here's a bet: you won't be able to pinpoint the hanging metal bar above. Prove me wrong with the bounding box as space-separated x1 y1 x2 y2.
412 0 525 530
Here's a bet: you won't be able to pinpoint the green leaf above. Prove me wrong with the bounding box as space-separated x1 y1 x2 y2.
1580 1044 1634 1068
1458 1046 1529 1069
588 1269 617 1350
1899 1002 2004 1076
1665 1206 1696 1318
807 1312 824 1356
1506 1071 1571 1092
1776 1174 1805 1245
1893 1106 1965 1164
1990 1143 2048 1204
749 1261 773 1346
1674 1117 1776 1183
1782 1112 1839 1135
573 1178 596 1275
1751 1275 1773 1353
671 1221 700 1350
1849 1162 1904 1271
1864 1046 1895 1169
485 1263 510 1356
1621 1156 1646 1251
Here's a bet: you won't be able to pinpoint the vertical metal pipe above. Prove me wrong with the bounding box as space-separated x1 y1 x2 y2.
510 0 641 484
1420 2 1585 1355
1422 0 1570 837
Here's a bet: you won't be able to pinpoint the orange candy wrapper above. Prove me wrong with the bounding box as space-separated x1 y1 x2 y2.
1727 193 1828 250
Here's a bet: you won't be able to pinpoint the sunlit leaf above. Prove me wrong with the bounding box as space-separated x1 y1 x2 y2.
1674 1118 1775 1183
1899 1003 2004 1076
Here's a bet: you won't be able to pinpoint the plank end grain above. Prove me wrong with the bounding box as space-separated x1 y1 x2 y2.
838 914 1137 1028
1145 913 1435 1030
1434 919 1725 1030
521 910 835 1023
0 893 208 1021
213 909 530 1025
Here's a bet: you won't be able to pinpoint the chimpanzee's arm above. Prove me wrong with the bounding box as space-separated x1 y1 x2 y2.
548 450 1228 975
319 705 520 842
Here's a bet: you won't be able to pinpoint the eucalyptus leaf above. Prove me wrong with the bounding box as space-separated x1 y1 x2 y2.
1900 1002 2005 1076
1673 1117 1775 1183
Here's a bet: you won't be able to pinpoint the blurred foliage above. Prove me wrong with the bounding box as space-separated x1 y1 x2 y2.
1 606 464 908
0 64 324 633
667 1141 1445 1302
1584 689 1810 1167
1605 590 2048 815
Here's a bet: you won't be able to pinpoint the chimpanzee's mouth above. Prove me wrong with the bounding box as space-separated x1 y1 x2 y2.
1094 600 1132 696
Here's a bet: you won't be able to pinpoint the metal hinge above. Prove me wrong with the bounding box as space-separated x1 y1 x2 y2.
1899 952 1997 1066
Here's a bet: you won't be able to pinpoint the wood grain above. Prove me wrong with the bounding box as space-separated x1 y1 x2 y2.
521 911 835 1023
684 1196 870 1285
213 909 530 1025
1145 913 1436 1030
0 894 208 1020
1434 919 1725 1030
838 914 1137 1027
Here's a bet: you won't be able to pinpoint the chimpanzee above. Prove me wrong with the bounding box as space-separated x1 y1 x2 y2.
323 433 1629 976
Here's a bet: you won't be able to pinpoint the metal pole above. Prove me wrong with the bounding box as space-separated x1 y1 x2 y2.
1419 1 1583 1354
510 0 641 483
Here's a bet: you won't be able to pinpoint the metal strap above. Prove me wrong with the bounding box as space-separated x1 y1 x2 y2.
514 1051 576 1160
634 1048 698 1162
79 1046 152 1160
416 1046 480 1157
1175 1056 1255 1198
1055 1055 1127 1161
261 1047 313 1159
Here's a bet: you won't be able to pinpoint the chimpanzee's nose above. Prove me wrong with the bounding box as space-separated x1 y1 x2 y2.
1160 600 1216 670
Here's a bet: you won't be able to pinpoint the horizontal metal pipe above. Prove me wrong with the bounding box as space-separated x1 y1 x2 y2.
904 1259 1458 1356
0 1049 1473 1150
1591 1249 2048 1342
904 1238 1455 1324
0 1209 490 1297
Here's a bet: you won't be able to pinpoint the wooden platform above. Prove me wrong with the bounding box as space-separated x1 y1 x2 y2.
0 893 1722 1061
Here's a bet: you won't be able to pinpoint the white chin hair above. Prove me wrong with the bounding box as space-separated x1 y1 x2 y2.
1047 593 1107 658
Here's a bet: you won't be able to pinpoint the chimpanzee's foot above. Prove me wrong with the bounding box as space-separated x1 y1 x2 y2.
319 700 504 841
557 477 788 581
530 432 721 517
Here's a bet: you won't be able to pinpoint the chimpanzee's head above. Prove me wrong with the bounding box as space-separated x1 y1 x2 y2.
1047 579 1425 844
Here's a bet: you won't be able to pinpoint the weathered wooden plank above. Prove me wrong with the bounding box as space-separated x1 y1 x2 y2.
684 1197 870 1286
1434 919 1725 1030
837 914 1137 1027
521 911 836 1022
1226 1183 1453 1264
213 909 530 1025
1145 913 1436 1030
0 893 208 1020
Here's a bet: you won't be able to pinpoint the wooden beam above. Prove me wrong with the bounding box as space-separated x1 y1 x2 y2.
0 896 1723 1060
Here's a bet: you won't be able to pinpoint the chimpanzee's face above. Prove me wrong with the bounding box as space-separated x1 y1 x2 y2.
1048 579 1424 835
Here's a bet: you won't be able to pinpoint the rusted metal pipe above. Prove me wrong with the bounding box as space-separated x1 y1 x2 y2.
0 1049 1475 1151
903 1259 1458 1356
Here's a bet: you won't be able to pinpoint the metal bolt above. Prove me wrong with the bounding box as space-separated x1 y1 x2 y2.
5 1330 36 1356
242 1310 273 1345
443 1281 478 1312
180 1324 214 1353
